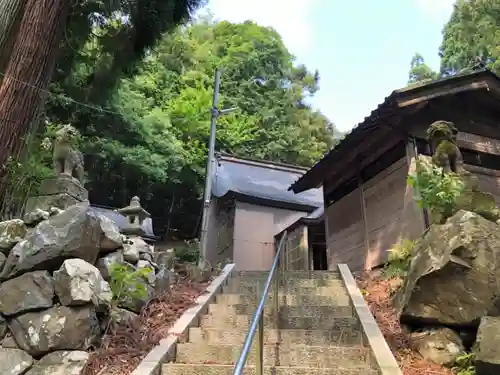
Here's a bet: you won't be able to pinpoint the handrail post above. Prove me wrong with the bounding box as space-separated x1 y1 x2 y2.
232 231 287 375
256 313 264 375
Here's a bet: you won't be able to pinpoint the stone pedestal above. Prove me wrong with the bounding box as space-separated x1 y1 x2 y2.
25 176 88 213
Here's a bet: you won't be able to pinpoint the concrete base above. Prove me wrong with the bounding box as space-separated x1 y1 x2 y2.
24 175 88 213
39 175 88 200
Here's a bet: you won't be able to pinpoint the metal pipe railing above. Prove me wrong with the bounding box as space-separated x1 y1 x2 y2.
232 231 288 375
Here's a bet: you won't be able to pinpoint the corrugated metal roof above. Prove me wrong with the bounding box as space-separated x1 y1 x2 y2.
212 153 322 211
290 67 499 193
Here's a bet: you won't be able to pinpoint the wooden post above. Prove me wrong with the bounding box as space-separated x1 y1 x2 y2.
356 162 370 268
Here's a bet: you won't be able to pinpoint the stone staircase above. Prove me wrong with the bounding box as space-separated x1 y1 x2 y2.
162 270 381 375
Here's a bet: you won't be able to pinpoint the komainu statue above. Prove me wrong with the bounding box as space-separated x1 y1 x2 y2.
53 124 84 184
427 120 464 174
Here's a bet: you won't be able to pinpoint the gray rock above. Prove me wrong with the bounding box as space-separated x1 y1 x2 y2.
109 307 138 326
0 219 27 254
0 348 33 375
122 242 140 264
25 350 89 375
97 214 122 252
0 203 101 280
155 248 175 269
49 207 63 216
395 210 500 326
0 271 54 316
1 333 19 349
53 259 112 308
0 315 6 341
23 209 50 227
8 305 100 357
155 267 173 294
96 250 124 280
474 316 500 375
409 328 464 366
0 252 5 273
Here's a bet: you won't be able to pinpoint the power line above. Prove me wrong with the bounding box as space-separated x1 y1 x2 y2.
0 71 134 119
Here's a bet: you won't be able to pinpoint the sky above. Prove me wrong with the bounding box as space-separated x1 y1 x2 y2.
203 0 456 132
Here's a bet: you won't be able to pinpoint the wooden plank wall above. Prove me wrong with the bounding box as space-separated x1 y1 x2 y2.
325 187 366 270
325 156 425 270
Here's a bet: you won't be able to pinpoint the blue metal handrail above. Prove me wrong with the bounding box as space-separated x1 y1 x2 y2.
232 231 287 375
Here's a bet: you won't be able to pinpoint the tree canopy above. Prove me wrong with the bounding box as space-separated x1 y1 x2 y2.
407 0 500 85
7 17 338 238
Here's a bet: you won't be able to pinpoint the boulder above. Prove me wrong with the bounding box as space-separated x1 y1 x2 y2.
122 241 140 264
23 209 50 227
155 248 175 269
0 315 6 341
25 350 89 375
96 250 124 280
474 316 500 375
0 270 55 316
394 210 500 326
0 252 5 272
8 305 100 356
1 333 19 349
53 259 112 308
0 203 101 280
409 328 464 366
97 214 122 252
0 348 33 375
0 219 27 254
155 267 173 293
109 307 138 326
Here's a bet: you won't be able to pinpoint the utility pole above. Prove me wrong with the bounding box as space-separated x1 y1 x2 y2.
198 69 236 269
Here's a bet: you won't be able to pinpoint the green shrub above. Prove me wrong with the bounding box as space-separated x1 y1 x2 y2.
383 238 416 279
108 263 152 303
451 353 476 375
407 159 465 217
174 238 200 263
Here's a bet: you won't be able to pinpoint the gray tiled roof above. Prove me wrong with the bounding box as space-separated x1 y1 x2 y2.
91 205 156 239
212 154 322 211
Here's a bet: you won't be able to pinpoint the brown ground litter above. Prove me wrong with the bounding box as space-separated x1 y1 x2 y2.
355 271 455 375
82 276 210 375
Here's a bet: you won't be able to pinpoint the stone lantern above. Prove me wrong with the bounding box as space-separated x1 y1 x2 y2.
116 196 151 236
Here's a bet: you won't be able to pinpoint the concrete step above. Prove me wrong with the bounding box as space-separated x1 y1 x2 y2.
200 314 359 331
187 327 364 346
175 342 372 368
207 303 354 318
163 364 378 375
216 293 351 307
233 271 342 280
228 278 344 288
223 284 347 296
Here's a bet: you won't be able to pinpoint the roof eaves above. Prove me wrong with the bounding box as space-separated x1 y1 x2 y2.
289 92 399 193
289 67 500 194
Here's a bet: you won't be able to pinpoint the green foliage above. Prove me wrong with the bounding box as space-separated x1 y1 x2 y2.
383 238 416 279
174 239 200 263
407 159 465 215
439 0 500 76
108 262 152 303
42 18 339 236
408 53 440 84
451 352 476 375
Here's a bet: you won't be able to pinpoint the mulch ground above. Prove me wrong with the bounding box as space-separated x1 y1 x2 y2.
355 271 455 375
82 276 210 375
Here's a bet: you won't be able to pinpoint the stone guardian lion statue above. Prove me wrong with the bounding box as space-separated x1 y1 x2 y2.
427 120 464 174
53 124 85 184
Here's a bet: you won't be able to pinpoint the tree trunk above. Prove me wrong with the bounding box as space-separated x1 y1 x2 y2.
0 0 68 201
0 0 26 79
